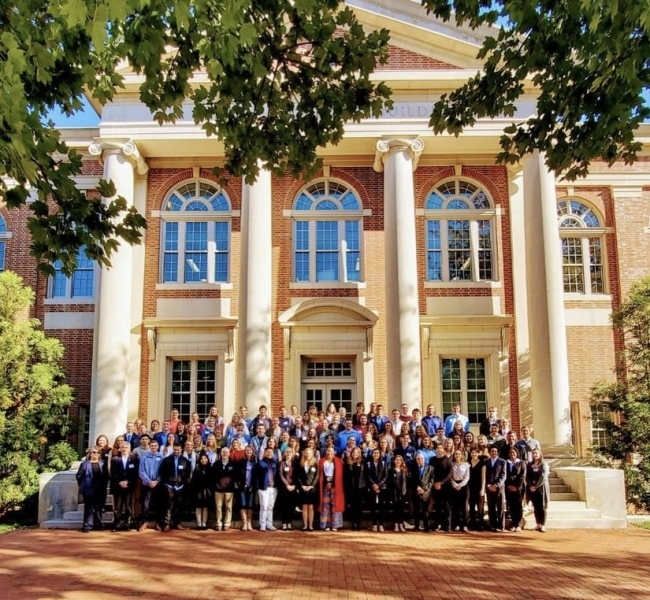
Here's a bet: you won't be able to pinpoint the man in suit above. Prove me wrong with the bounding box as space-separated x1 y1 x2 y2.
479 407 500 437
485 445 507 531
123 422 137 450
110 441 139 531
158 442 191 532
411 452 434 531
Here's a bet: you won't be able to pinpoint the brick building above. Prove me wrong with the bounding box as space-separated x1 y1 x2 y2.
3 0 649 456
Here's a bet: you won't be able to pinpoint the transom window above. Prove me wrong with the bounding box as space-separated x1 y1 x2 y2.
425 179 495 282
169 359 217 423
49 246 95 300
161 180 231 284
441 357 488 424
0 214 8 272
557 199 605 294
292 180 363 283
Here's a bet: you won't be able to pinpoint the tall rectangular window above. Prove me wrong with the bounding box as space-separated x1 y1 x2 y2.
316 221 339 282
50 247 95 300
0 240 5 272
441 357 487 424
170 359 217 423
184 222 208 282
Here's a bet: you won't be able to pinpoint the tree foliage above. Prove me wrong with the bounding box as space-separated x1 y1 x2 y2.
0 271 76 514
424 0 650 180
591 277 650 510
0 0 390 274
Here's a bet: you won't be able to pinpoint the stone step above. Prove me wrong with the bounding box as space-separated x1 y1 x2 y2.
548 477 564 485
550 492 579 501
63 509 113 522
540 516 626 529
549 484 572 493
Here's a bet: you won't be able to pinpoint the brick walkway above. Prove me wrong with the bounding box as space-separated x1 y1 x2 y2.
0 527 649 599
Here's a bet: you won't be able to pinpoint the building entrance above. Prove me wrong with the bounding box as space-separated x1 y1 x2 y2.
302 359 355 415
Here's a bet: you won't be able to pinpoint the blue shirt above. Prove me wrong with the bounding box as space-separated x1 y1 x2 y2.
335 429 363 454
444 414 470 436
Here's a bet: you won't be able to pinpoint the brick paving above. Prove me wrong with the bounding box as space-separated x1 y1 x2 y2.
0 527 649 600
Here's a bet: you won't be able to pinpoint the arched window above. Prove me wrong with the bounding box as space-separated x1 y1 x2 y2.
557 199 605 294
292 179 363 283
161 180 231 283
424 179 495 282
0 214 8 272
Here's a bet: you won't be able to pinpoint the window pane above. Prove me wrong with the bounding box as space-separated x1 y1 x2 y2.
51 262 67 298
591 403 611 449
196 360 216 420
427 220 441 280
214 222 229 282
171 360 192 422
441 358 461 419
294 221 310 282
447 220 471 281
316 221 338 281
589 238 604 293
345 221 360 282
72 268 94 297
478 220 492 281
562 237 584 293
185 222 208 282
0 241 4 272
465 358 487 424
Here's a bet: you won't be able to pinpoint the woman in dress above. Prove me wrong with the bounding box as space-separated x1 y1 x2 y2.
467 447 486 531
235 445 257 530
76 446 109 533
366 447 388 532
192 452 212 530
318 446 345 531
344 447 366 531
389 454 409 532
297 447 319 531
526 448 550 532
278 447 299 530
505 446 527 531
449 449 470 532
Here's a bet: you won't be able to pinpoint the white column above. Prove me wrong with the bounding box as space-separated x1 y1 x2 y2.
507 165 532 425
374 137 423 409
237 169 273 410
88 140 148 445
523 151 572 450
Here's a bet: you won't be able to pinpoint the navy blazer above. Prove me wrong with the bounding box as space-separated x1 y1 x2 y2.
76 460 108 498
485 457 507 489
110 455 139 494
253 459 278 491
410 464 434 501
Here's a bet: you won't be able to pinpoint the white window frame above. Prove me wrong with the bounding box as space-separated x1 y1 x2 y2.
292 179 364 284
160 180 232 285
439 356 489 424
46 248 97 303
168 357 218 422
424 179 497 283
557 198 606 296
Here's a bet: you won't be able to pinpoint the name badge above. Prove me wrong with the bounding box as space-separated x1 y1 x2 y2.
310 467 316 472
128 464 135 469
179 465 184 470
284 467 290 472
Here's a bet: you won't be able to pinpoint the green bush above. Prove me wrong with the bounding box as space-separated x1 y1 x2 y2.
0 271 76 515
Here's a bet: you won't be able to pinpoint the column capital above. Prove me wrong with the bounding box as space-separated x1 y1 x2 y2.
88 139 149 175
506 161 524 178
373 136 424 173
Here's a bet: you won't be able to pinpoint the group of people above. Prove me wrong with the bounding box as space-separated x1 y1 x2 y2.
76 402 550 534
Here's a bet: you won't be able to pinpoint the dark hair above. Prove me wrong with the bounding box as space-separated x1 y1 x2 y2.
173 442 183 449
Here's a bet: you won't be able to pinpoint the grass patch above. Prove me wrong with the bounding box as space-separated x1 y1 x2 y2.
632 520 650 531
0 523 17 535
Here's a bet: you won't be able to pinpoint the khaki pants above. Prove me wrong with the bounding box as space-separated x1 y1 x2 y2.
215 492 233 528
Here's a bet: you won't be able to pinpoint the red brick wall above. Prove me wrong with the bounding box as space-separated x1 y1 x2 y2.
378 45 459 70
